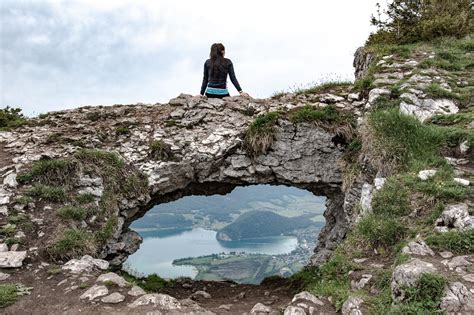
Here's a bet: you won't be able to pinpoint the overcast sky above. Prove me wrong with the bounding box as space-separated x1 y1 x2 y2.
0 0 380 116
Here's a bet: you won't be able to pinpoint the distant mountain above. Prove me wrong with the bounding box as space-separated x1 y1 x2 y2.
216 210 314 241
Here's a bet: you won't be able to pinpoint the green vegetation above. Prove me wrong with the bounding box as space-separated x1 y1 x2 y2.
216 210 313 241
0 284 18 308
424 83 462 100
392 273 447 314
115 126 130 136
243 111 280 157
17 159 79 186
293 81 352 95
47 266 62 275
46 228 96 262
0 106 27 131
426 230 474 254
364 108 446 173
368 0 472 45
76 193 95 204
357 214 408 249
149 140 174 161
290 105 341 124
26 185 67 203
56 206 88 221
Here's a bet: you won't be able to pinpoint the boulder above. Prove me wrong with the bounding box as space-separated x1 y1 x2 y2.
127 285 146 297
80 285 109 301
418 170 437 181
0 251 27 268
391 259 436 301
62 255 109 274
342 296 364 315
401 240 435 256
101 292 125 304
128 293 181 310
250 302 272 314
441 282 474 312
96 272 129 287
283 306 306 315
435 204 474 232
291 291 324 306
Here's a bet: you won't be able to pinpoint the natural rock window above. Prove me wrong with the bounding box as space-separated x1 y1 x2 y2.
122 185 326 284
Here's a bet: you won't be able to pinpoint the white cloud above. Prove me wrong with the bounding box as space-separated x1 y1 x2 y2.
0 0 380 115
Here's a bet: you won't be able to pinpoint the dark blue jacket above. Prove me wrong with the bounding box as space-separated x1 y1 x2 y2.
200 58 242 95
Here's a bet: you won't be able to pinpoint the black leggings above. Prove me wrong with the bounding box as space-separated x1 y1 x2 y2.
205 93 230 99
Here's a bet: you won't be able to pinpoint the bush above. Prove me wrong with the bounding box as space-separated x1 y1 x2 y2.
46 228 96 262
368 0 472 45
357 214 408 248
140 274 168 292
149 140 174 161
0 106 26 130
244 112 280 157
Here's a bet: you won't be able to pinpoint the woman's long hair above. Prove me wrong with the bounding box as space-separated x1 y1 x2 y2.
209 43 225 80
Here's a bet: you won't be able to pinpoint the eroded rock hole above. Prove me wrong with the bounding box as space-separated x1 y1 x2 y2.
122 185 326 284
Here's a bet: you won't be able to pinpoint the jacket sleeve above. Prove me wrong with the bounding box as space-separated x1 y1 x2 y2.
200 61 209 95
228 61 242 92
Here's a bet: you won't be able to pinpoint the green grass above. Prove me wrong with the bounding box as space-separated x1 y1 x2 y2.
293 81 352 95
74 149 124 169
372 178 411 217
17 159 79 186
357 214 408 249
424 83 462 100
0 284 18 308
27 184 67 203
47 266 62 275
289 105 341 124
56 206 88 221
0 224 16 237
76 193 95 204
15 196 32 206
365 108 446 172
426 229 474 254
149 140 174 161
46 228 96 262
429 110 474 127
243 111 280 157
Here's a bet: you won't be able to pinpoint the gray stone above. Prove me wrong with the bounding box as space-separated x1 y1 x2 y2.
0 243 8 252
418 170 437 181
80 284 109 301
454 178 470 186
62 255 109 274
191 290 211 299
391 259 436 301
96 272 129 287
0 251 27 268
401 240 435 256
127 285 146 296
400 98 458 122
441 282 474 312
342 296 364 315
359 183 373 218
367 88 390 106
3 173 17 188
351 274 372 290
447 256 471 270
435 204 474 232
0 272 10 280
439 251 453 259
291 291 324 305
283 306 306 315
127 293 181 309
250 302 272 314
101 292 125 304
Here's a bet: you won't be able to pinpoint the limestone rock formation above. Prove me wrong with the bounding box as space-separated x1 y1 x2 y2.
391 259 437 301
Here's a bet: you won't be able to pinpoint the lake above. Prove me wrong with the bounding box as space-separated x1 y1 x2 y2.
123 227 298 279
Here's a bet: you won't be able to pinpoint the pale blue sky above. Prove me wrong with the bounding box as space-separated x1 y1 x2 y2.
0 0 380 116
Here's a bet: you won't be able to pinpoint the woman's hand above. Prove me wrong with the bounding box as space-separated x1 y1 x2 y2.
239 91 250 97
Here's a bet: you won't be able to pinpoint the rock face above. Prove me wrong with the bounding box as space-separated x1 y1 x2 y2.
354 47 374 79
0 90 367 267
441 282 474 312
127 293 181 309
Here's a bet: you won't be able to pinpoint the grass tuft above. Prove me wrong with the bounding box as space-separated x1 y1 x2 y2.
27 185 67 203
243 112 280 157
46 228 96 262
0 284 18 308
149 140 174 161
56 206 88 221
426 230 474 254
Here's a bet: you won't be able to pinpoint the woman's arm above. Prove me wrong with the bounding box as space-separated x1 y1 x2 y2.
228 61 242 92
200 61 209 95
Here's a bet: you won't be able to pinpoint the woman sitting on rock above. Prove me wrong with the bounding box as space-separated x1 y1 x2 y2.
200 43 249 98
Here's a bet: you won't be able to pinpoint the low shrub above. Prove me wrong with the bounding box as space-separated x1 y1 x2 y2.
0 106 26 130
426 230 474 254
244 112 280 157
357 214 408 249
